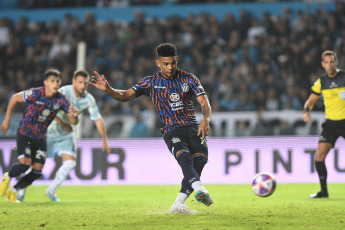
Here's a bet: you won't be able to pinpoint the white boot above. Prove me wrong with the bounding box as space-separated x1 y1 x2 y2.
169 202 197 214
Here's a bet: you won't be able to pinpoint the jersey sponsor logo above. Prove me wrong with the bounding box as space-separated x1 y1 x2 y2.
154 86 166 89
170 102 184 111
171 137 181 143
182 83 189 92
38 109 51 122
170 93 183 111
170 93 180 102
36 101 45 105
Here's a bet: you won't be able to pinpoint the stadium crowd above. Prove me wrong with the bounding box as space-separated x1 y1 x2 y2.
0 2 345 134
0 0 282 9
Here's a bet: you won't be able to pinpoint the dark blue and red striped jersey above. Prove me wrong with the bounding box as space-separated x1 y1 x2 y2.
18 87 71 139
132 69 206 135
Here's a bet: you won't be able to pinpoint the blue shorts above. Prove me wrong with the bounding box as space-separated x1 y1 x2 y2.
47 135 76 159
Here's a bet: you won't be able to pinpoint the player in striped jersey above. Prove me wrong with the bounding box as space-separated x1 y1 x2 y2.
0 69 79 202
90 43 213 214
303 50 345 198
16 70 111 202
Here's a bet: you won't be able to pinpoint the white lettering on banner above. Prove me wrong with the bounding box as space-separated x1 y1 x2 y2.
0 137 344 185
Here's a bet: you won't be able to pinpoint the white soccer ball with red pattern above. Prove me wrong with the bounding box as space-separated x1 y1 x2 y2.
251 172 277 197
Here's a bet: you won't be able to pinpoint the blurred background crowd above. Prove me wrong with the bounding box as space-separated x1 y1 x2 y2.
0 0 296 9
0 0 344 137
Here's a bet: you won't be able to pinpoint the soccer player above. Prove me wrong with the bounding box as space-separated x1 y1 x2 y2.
303 50 345 198
90 43 213 214
0 69 79 202
17 70 111 202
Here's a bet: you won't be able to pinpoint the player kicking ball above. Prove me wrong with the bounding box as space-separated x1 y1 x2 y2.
90 43 213 214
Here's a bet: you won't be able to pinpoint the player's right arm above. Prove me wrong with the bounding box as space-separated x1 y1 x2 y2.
66 105 79 125
303 93 320 122
0 92 24 134
90 71 136 102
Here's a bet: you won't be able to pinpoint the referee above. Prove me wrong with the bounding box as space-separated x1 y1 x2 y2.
303 50 345 198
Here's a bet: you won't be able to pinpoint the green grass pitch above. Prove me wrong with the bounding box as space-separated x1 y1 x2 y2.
1 184 345 229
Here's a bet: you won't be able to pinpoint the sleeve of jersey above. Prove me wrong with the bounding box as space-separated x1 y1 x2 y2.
132 77 151 97
22 88 37 103
60 95 71 113
311 79 321 95
87 96 102 121
189 74 206 97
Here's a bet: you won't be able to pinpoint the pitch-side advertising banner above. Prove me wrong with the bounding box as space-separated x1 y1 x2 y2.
0 137 345 185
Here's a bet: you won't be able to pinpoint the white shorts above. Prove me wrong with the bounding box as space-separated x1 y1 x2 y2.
47 135 76 159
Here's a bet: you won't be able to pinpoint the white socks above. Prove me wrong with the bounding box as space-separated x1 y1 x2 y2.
173 181 207 205
174 192 189 204
191 181 207 193
48 160 76 192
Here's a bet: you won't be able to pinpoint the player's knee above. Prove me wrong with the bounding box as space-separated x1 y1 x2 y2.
176 151 193 166
64 160 76 170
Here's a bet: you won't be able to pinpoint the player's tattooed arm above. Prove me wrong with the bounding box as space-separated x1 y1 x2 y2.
196 95 211 141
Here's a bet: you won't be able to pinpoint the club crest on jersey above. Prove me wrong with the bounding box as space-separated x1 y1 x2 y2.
170 93 180 102
182 83 189 93
42 109 51 116
53 104 60 110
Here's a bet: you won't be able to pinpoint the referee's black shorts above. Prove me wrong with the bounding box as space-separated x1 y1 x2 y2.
319 119 345 147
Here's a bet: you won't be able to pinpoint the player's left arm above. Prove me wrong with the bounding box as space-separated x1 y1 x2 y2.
94 118 110 155
196 94 212 142
54 116 72 132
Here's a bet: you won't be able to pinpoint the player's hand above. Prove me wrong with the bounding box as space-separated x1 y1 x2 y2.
102 140 110 156
103 140 111 155
70 105 79 117
90 71 109 92
61 122 72 132
198 118 210 143
303 112 311 122
0 120 9 134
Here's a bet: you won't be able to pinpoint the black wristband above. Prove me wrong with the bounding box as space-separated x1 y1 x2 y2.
303 107 310 112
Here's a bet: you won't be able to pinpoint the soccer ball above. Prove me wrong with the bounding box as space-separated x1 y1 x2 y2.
251 172 277 197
